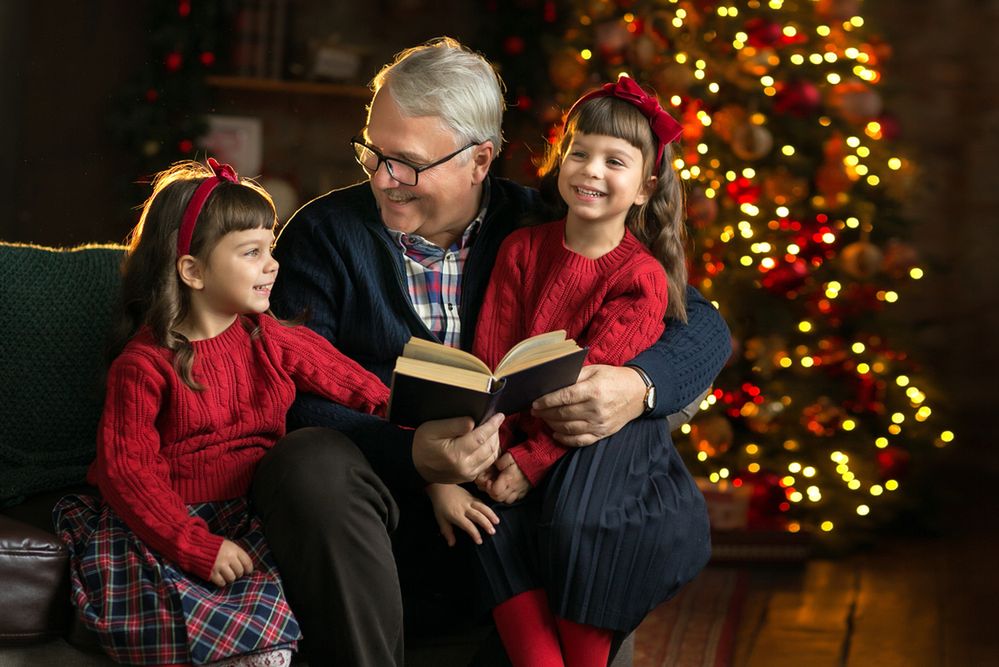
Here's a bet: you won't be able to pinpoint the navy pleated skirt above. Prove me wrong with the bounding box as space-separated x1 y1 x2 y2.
473 417 711 633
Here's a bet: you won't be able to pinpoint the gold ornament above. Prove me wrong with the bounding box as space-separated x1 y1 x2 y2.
840 241 884 279
548 48 588 92
730 123 774 161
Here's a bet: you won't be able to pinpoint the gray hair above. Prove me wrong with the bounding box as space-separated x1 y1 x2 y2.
370 37 505 155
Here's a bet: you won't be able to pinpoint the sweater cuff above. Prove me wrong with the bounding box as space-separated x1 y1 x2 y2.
182 531 226 582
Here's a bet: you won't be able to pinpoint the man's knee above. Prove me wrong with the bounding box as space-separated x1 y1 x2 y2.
252 427 396 528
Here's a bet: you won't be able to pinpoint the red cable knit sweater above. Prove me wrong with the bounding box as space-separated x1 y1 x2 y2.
87 314 389 581
473 219 669 486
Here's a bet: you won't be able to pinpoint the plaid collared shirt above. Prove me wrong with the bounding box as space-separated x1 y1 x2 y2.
386 182 490 348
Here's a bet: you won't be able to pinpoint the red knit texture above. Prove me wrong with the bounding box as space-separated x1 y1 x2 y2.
473 220 668 485
88 314 389 581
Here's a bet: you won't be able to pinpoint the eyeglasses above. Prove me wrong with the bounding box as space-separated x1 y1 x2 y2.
350 136 480 187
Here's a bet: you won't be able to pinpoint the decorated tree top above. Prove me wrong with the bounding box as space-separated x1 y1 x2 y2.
484 0 952 548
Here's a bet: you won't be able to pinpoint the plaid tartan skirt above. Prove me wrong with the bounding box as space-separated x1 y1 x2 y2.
53 494 301 666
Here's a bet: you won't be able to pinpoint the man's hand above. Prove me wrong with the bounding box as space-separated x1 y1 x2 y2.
413 413 504 484
210 539 254 587
531 365 645 446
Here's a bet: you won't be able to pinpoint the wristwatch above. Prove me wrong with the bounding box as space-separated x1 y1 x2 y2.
626 365 656 415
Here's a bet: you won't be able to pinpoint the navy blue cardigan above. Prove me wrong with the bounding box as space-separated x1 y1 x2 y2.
271 176 731 488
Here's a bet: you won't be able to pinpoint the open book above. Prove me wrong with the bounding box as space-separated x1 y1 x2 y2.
387 330 588 427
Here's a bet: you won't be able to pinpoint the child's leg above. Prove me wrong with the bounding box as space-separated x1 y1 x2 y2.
554 617 613 667
492 588 565 667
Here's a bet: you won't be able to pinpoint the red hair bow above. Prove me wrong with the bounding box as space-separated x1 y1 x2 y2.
565 75 682 169
176 158 240 257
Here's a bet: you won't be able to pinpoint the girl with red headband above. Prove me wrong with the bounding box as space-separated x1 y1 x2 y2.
54 160 390 667
426 76 706 666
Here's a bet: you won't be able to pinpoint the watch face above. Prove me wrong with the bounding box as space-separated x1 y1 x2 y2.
645 387 656 410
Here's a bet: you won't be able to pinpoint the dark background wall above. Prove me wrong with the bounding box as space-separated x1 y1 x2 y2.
2 1 995 450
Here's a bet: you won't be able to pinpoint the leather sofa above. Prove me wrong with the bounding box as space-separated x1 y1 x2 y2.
0 241 633 666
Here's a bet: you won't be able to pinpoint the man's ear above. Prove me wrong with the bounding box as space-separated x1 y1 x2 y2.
470 140 495 184
176 255 205 290
634 174 658 206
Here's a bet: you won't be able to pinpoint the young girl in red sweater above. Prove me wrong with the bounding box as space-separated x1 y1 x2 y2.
426 76 694 666
54 159 390 667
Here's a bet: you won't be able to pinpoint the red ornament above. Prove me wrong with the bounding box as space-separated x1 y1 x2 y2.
744 17 782 48
761 258 809 294
200 51 216 67
178 139 194 153
178 0 191 18
145 88 159 103
165 51 183 72
774 79 821 116
737 469 787 530
876 446 910 481
725 176 761 205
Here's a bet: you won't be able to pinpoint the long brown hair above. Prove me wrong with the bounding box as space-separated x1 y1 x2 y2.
109 161 277 389
537 95 689 322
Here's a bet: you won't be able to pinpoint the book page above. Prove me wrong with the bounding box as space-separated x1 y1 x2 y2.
394 357 493 392
403 337 491 375
494 330 568 375
495 341 582 378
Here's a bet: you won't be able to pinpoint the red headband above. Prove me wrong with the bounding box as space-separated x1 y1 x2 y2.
176 157 239 257
565 75 683 170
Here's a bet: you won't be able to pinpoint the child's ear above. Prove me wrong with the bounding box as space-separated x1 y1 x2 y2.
176 255 205 290
634 174 658 206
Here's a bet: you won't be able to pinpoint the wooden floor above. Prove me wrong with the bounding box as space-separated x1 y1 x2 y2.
728 443 999 667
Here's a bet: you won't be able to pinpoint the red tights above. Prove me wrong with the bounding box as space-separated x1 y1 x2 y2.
492 588 612 667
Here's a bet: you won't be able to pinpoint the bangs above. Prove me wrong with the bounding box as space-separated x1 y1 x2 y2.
567 97 657 168
204 182 277 235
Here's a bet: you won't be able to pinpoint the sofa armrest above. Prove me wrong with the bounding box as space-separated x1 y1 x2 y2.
0 514 71 645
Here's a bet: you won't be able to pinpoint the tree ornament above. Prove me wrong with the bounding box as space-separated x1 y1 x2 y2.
876 446 910 481
744 17 782 48
840 241 883 280
829 81 883 125
774 79 821 116
730 122 774 161
725 175 761 205
688 413 734 456
711 105 747 143
595 20 631 56
762 258 809 294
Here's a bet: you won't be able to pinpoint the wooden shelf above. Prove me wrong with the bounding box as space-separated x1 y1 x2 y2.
206 75 370 99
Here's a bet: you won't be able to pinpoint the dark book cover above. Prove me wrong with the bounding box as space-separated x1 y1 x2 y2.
387 348 588 427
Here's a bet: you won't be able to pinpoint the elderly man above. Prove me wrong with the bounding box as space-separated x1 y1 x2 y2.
254 37 730 666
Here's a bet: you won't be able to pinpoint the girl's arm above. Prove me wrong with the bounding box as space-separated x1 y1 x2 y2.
508 261 668 485
91 356 223 581
265 317 390 416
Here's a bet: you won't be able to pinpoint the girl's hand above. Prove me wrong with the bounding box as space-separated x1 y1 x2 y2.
426 483 500 547
488 453 531 504
210 539 254 587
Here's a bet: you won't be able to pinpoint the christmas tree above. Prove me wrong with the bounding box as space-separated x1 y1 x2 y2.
483 0 953 548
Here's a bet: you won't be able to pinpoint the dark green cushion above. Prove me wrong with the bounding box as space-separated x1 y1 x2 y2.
0 242 125 506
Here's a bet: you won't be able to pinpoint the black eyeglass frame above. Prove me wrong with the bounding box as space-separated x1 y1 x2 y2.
350 136 481 186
